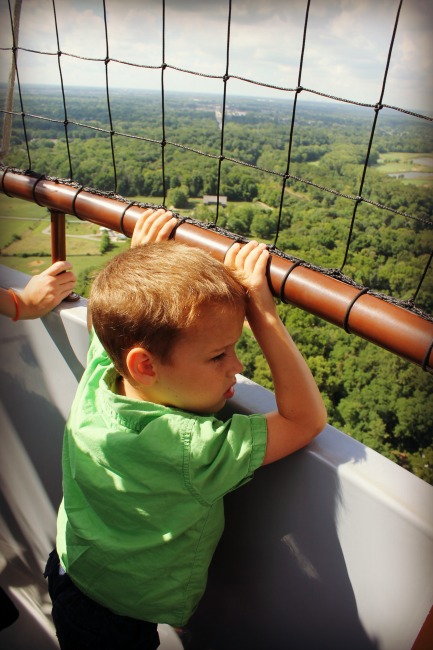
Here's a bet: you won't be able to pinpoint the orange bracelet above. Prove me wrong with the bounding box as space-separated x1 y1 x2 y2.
8 288 20 322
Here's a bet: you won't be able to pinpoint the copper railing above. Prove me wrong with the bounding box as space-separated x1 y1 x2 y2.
1 167 432 373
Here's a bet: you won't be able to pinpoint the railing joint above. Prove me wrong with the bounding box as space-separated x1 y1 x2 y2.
343 287 370 333
279 259 303 303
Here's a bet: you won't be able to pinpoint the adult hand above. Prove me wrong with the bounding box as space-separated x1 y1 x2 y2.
10 260 76 320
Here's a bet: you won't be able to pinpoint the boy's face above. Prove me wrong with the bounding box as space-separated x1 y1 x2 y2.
151 304 245 414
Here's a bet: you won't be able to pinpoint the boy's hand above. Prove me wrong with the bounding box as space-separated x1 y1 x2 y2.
225 240 276 316
131 208 177 247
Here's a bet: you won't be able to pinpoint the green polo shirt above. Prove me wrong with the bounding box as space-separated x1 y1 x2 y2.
56 331 267 626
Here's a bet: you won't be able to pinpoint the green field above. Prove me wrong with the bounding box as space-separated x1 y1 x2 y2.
1 91 432 484
376 152 433 186
0 193 231 282
0 194 129 282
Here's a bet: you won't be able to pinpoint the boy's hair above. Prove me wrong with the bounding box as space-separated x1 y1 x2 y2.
89 240 247 374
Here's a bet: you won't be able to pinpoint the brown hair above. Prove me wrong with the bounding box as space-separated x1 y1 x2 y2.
89 241 247 375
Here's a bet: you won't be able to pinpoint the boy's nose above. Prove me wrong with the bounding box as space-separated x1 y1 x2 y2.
233 354 243 375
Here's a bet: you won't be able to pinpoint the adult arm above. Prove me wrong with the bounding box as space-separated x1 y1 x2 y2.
0 260 76 320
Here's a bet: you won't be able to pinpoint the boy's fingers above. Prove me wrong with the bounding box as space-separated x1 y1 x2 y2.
132 209 173 246
227 240 257 268
235 241 265 272
137 208 167 233
136 208 157 225
244 243 267 269
253 247 270 275
131 209 155 245
224 242 241 267
155 216 178 241
224 241 268 275
146 211 174 241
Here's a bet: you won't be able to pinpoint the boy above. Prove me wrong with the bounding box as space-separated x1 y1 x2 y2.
45 208 326 649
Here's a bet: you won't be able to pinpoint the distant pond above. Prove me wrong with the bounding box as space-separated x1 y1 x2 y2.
388 156 433 179
411 157 433 167
388 172 433 179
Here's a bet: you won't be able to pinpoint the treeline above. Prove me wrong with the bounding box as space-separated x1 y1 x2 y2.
4 90 433 309
2 86 433 483
237 306 433 484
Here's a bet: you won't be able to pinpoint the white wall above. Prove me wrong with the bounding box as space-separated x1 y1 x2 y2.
1 266 432 650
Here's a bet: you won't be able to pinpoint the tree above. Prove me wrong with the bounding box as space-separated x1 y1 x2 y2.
100 229 112 254
251 210 279 239
5 87 433 483
76 265 99 298
166 186 189 209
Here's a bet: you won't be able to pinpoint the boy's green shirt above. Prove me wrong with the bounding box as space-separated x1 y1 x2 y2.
57 331 267 626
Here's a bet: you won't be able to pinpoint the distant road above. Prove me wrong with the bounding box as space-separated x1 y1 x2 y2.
41 226 100 240
0 216 50 221
0 216 92 223
0 215 100 241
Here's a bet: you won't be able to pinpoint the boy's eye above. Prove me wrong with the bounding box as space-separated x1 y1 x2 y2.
211 352 226 362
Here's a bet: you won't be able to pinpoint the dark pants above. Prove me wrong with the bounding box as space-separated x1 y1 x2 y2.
0 586 19 630
44 550 160 650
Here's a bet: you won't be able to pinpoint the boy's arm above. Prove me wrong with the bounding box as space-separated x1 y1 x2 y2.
226 241 327 466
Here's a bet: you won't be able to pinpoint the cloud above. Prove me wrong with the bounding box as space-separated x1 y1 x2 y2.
0 0 431 112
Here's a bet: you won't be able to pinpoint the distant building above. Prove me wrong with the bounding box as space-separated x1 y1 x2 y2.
203 195 227 207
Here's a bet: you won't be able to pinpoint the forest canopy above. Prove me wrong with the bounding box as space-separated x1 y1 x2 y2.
1 85 432 483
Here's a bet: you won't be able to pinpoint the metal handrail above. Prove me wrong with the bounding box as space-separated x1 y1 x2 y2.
1 167 432 373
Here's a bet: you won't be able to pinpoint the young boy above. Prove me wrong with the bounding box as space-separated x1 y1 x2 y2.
45 208 326 649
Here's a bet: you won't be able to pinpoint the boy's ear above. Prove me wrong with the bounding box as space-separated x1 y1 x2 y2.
125 347 157 385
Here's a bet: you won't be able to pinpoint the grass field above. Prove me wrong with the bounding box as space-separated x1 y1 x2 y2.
376 152 433 186
0 193 223 286
0 194 129 285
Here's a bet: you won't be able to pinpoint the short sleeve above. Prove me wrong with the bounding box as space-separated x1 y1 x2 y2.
183 413 267 505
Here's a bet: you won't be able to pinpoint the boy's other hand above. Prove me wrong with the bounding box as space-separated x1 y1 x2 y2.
225 240 275 314
131 208 177 247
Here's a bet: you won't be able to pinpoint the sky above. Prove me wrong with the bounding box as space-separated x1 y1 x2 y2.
0 0 432 114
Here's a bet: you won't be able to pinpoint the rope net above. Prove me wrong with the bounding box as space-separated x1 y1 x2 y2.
0 0 432 351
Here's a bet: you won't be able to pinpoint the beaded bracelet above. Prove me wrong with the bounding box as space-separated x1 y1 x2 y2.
8 288 20 322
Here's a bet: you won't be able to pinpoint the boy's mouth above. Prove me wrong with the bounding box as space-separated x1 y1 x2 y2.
223 383 236 400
